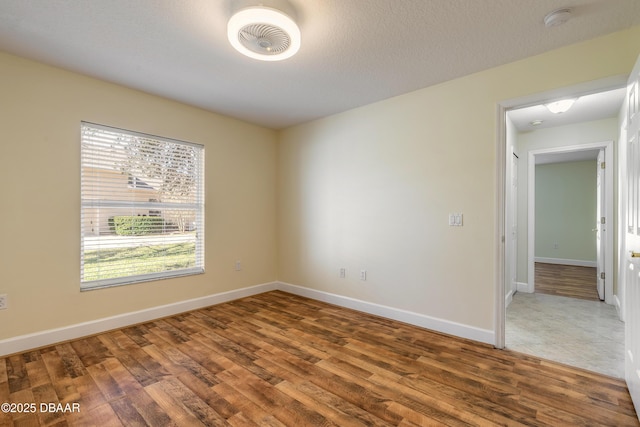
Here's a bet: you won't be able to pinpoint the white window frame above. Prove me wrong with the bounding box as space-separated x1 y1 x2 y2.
80 122 204 290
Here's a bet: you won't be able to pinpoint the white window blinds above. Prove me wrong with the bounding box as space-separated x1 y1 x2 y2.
80 122 204 290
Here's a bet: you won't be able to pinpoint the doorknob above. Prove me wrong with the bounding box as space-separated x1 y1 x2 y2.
631 251 640 258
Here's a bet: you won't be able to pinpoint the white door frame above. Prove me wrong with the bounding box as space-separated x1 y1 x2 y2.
506 152 518 307
494 75 627 349
526 142 614 304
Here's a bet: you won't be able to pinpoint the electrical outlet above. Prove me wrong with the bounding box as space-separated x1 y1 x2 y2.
0 294 7 310
360 270 367 281
235 260 242 271
339 268 346 278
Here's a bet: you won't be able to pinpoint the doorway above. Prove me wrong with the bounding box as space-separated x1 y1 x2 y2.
506 140 620 377
525 142 614 303
495 80 626 375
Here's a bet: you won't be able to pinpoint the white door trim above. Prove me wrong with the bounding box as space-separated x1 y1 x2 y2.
527 142 614 303
495 75 626 349
495 104 507 349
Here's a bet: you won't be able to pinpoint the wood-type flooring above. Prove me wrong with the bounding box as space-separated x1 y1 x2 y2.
1 291 637 426
534 262 600 301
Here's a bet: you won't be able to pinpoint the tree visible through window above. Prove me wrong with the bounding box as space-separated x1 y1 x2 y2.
80 122 204 290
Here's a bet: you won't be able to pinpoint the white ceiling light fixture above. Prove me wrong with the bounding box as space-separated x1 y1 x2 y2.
544 8 572 28
545 98 577 114
228 4 301 61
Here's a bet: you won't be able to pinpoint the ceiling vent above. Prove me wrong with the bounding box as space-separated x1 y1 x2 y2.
228 4 301 61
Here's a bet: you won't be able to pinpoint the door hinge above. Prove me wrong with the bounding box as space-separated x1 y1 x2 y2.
601 217 606 224
601 161 606 169
601 272 606 280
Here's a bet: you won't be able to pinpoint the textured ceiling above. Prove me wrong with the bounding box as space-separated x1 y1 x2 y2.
509 87 627 132
0 0 639 129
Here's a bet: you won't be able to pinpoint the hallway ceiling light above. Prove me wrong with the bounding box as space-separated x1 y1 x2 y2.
227 5 301 61
545 98 577 114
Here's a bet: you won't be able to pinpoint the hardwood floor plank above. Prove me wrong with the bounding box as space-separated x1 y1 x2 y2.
277 380 392 427
125 388 178 427
535 262 600 300
24 358 51 390
193 330 282 386
97 333 166 387
394 372 541 426
100 358 144 397
71 373 109 415
54 344 88 380
32 383 66 426
69 337 112 368
7 388 36 426
175 371 238 419
316 358 472 427
144 378 208 426
107 396 148 427
157 376 229 426
119 325 152 348
213 382 286 427
1 290 637 426
276 379 382 427
220 364 335 427
225 413 261 427
86 363 125 402
7 355 30 393
75 402 124 427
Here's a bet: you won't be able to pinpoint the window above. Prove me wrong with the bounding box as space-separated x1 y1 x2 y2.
80 122 204 290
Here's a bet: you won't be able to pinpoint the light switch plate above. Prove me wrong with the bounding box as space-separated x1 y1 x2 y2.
449 213 463 226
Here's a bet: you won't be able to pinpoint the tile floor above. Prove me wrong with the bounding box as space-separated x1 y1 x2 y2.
506 292 625 378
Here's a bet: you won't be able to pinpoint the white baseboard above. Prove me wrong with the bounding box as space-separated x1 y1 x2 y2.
277 282 494 345
505 289 514 308
534 257 597 268
516 282 533 293
0 281 496 356
0 282 278 357
614 294 623 321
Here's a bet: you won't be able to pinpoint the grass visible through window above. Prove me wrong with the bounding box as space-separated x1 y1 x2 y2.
83 242 196 282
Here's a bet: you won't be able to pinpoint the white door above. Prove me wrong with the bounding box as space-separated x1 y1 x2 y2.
596 149 605 301
624 53 640 414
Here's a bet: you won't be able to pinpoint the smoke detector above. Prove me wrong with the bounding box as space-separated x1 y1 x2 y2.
228 5 301 61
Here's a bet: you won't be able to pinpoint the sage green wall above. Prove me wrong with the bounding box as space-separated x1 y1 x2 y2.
535 161 597 262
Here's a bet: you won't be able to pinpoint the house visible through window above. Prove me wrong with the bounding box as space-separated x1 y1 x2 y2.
80 122 205 290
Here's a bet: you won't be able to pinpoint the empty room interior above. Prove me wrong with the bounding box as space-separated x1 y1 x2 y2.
2 1 640 425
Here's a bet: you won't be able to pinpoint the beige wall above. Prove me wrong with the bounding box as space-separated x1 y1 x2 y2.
0 52 278 339
277 27 640 332
1 26 639 343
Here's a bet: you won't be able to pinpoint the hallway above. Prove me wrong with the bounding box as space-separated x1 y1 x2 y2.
506 263 624 378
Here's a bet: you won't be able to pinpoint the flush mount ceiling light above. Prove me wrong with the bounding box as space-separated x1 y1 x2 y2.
545 98 577 114
228 5 301 61
544 8 572 27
